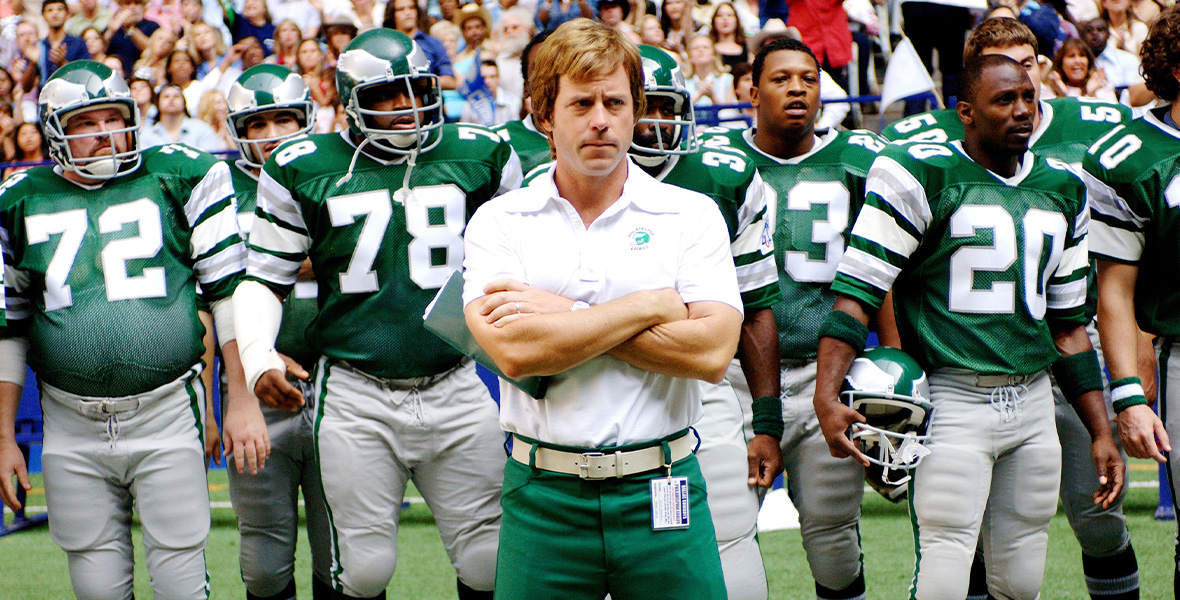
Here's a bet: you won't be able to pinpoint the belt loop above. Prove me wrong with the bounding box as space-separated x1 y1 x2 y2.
528 442 540 473
660 440 672 477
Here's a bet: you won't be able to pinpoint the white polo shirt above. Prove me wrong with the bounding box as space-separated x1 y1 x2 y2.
463 160 743 448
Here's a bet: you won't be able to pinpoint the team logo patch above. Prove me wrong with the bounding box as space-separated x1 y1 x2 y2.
760 218 773 253
629 227 652 250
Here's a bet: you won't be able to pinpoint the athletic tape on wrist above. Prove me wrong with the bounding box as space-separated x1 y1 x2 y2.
210 297 235 347
1110 376 1149 413
818 309 870 351
232 280 285 392
752 395 784 440
0 337 28 386
1051 349 1103 401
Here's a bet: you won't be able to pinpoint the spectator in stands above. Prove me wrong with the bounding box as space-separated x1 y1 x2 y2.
80 27 108 65
229 0 276 53
165 47 206 109
431 20 461 59
1012 0 1065 57
267 18 302 67
103 55 125 78
105 0 159 76
146 0 185 33
1080 14 1153 104
785 0 852 90
65 0 112 37
129 75 157 124
0 67 22 124
35 0 89 85
1102 0 1148 55
639 13 665 45
535 0 593 33
710 2 748 71
4 120 43 177
454 2 491 63
321 22 356 66
0 102 15 163
597 0 641 42
139 83 222 150
718 60 756 125
494 7 534 98
901 0 972 111
660 0 697 56
212 34 266 92
133 26 176 85
686 33 735 105
385 0 457 88
10 20 37 118
323 0 385 33
460 58 520 125
1045 36 1117 99
178 0 231 52
190 21 228 79
297 37 332 105
196 88 234 151
268 0 322 39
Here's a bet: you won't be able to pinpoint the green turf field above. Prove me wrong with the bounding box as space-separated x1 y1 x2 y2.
0 459 1174 599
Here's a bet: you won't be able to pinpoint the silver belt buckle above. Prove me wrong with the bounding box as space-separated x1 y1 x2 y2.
577 451 610 480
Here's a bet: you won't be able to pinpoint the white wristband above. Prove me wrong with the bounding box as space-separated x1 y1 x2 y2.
0 337 28 386
210 296 236 348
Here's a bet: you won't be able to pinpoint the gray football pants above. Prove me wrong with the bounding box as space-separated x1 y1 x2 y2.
40 365 210 600
728 359 866 592
696 377 769 600
226 379 332 598
912 370 1060 600
312 358 504 598
1158 338 1180 589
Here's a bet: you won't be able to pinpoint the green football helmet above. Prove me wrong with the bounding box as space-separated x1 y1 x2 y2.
40 60 141 180
227 64 315 168
841 346 934 494
632 45 697 159
336 28 442 155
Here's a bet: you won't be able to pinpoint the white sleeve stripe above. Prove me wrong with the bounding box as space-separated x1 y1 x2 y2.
191 204 243 258
4 307 29 320
184 161 234 228
1074 206 1089 239
258 171 308 232
1047 279 1087 309
1089 221 1144 262
247 254 301 285
249 219 311 255
731 217 769 256
194 244 245 284
1081 168 1147 229
1056 244 1090 278
735 172 766 233
4 265 28 292
865 156 931 233
735 258 779 292
837 247 901 292
497 149 523 196
851 204 919 258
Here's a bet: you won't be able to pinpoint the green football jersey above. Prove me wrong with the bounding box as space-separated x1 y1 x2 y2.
702 127 885 359
0 144 244 396
248 125 521 379
229 160 320 370
1084 108 1180 336
882 97 1131 166
833 141 1091 374
494 116 551 177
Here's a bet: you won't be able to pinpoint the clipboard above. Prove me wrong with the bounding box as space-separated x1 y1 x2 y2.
423 270 549 399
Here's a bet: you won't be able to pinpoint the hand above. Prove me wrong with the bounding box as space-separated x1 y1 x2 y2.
477 279 580 327
746 433 783 487
1116 403 1170 462
222 393 272 475
1047 71 1067 97
0 438 30 512
814 395 869 465
49 43 66 67
1089 434 1125 508
254 366 306 412
0 114 15 137
204 412 222 467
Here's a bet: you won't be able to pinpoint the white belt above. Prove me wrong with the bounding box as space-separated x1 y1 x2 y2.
70 398 141 418
511 433 694 480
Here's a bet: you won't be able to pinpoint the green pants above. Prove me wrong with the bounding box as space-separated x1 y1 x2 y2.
495 450 728 600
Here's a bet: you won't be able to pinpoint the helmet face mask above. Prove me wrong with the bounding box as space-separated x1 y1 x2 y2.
632 46 698 159
336 29 443 155
41 61 142 180
227 64 315 168
840 347 934 495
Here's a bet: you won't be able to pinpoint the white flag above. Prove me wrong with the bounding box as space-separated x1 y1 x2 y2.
880 37 939 110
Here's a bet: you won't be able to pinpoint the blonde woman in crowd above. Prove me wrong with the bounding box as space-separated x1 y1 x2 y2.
196 89 234 151
430 19 461 60
135 27 178 85
686 33 735 105
190 21 228 80
1102 0 1149 54
660 0 698 56
268 19 302 68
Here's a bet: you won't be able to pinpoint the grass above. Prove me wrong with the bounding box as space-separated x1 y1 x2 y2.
0 460 1175 599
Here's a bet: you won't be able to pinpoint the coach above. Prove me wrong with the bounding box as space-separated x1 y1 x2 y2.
462 18 743 600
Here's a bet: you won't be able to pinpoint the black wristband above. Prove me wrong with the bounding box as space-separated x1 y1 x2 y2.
818 309 870 352
751 395 784 440
1050 349 1103 401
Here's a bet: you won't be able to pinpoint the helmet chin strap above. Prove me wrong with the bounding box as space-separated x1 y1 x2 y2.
74 156 121 178
630 150 668 168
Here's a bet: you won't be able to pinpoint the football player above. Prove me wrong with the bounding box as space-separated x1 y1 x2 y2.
1086 6 1180 597
0 60 248 599
701 37 885 600
884 18 1144 599
222 64 334 600
492 30 553 177
814 54 1123 600
233 29 521 600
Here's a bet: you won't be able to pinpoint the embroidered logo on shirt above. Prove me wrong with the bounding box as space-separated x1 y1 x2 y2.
629 228 652 250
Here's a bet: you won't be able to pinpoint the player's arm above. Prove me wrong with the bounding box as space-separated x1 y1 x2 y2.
1097 259 1170 462
738 307 784 487
1051 320 1124 507
607 300 743 383
198 309 221 468
0 337 29 512
812 296 871 465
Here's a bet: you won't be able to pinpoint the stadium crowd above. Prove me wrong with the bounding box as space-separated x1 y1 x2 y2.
0 0 1178 596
